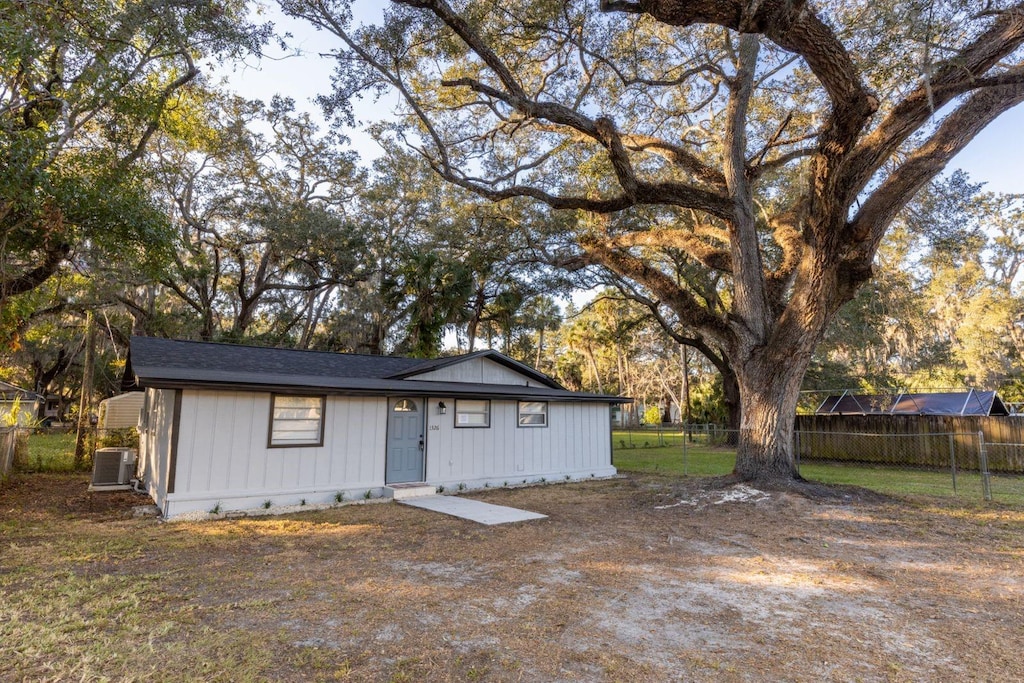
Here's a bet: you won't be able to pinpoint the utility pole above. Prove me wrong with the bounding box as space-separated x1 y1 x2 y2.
681 345 691 424
73 311 96 469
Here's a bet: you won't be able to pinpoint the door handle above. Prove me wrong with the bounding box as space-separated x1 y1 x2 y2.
418 438 424 450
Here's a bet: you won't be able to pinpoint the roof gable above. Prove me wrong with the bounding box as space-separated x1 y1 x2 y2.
387 350 563 389
0 380 41 402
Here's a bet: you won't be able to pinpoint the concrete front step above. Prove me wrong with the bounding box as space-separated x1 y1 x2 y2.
399 495 548 525
384 482 437 500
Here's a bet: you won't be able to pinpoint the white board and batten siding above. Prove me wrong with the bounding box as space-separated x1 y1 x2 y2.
149 384 616 518
162 390 386 518
423 398 614 487
138 388 177 507
408 357 538 386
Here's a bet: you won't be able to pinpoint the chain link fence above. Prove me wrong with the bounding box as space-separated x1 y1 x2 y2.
2 426 139 474
611 425 1024 504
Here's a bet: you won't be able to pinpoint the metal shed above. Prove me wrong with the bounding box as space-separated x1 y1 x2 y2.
815 389 1009 416
98 392 146 429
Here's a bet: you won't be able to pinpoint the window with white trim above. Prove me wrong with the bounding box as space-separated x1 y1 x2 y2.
518 401 548 427
454 399 490 428
269 395 325 447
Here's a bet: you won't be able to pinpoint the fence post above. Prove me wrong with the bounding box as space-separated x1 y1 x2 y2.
948 433 957 495
977 430 992 501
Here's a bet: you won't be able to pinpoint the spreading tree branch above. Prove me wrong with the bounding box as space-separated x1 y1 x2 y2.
580 237 730 343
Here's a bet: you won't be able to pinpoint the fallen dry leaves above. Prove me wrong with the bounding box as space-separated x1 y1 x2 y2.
1 473 1022 681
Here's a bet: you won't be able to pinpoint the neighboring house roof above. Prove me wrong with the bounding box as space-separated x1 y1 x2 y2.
815 389 1009 416
126 337 629 403
0 380 42 403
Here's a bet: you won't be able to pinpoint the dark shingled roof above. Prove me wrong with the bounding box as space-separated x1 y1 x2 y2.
126 337 628 403
129 336 427 380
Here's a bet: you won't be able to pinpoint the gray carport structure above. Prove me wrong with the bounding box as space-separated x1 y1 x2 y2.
814 389 1010 416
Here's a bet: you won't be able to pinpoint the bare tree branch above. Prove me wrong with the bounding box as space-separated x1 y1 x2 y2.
848 72 1024 265
843 2 1024 200
580 237 731 343
604 228 732 274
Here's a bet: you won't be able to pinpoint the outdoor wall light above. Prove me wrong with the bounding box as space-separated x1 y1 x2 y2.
438 401 447 415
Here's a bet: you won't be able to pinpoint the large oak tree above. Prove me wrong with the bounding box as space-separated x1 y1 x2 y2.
287 0 1024 484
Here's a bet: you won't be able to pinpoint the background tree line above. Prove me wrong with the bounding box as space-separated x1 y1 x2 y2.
4 0 1024 438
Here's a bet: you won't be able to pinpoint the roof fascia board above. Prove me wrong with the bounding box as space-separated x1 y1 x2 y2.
133 373 631 404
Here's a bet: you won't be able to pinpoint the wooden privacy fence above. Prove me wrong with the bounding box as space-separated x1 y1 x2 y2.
794 415 1024 473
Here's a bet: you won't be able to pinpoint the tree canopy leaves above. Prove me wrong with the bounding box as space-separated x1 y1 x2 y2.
0 0 271 302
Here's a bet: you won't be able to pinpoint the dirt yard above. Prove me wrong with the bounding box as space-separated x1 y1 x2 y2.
1 473 1022 682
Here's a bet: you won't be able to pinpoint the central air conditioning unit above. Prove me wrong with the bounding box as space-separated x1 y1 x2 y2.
91 447 137 487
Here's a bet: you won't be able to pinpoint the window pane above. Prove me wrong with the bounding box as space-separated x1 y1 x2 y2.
393 399 417 412
455 400 489 427
270 396 323 446
275 406 320 420
272 423 319 440
518 401 547 427
276 396 320 410
274 418 322 433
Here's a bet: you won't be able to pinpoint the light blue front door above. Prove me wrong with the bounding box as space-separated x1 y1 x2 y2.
386 398 424 483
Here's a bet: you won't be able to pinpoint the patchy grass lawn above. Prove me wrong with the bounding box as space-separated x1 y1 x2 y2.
2 472 1023 682
613 433 1024 505
20 431 78 472
613 441 735 477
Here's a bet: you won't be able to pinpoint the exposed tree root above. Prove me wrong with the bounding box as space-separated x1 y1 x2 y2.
703 472 894 503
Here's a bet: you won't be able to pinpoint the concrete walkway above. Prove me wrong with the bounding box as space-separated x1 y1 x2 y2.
399 495 547 525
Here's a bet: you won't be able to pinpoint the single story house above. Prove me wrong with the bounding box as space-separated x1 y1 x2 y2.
0 380 42 426
125 337 627 519
40 394 66 425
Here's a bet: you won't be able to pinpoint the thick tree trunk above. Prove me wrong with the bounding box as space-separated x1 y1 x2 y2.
720 362 737 428
721 364 741 436
535 327 545 368
465 289 486 352
584 346 603 393
732 345 813 483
